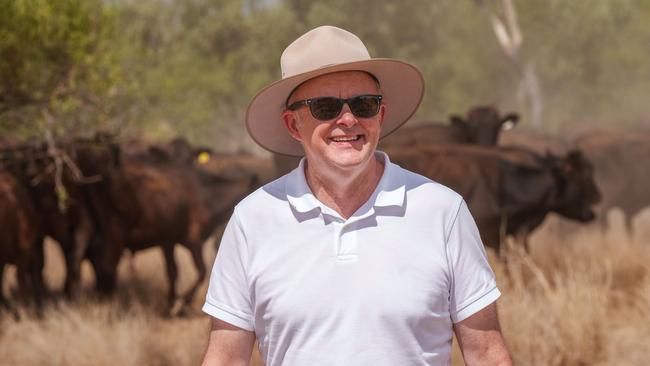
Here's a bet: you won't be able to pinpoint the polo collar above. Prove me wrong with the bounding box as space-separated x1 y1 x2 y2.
285 151 406 220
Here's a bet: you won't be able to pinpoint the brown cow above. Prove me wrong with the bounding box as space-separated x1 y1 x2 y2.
499 129 569 155
387 144 600 253
2 141 100 299
0 170 45 315
380 105 519 148
574 130 650 237
79 139 259 314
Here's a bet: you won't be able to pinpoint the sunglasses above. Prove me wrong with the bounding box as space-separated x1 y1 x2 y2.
286 94 383 121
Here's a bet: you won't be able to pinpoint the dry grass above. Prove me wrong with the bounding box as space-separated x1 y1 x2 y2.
1 213 649 366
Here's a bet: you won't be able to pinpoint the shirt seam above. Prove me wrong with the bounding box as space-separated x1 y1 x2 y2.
443 197 464 308
232 207 253 307
452 285 500 323
203 298 255 330
444 197 464 244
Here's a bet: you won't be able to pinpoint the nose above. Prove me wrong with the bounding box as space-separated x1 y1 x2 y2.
336 105 358 128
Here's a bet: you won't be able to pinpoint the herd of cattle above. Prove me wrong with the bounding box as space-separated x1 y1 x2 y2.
1 105 649 316
0 136 261 315
276 106 650 250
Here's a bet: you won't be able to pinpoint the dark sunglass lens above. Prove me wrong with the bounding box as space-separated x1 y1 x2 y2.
310 97 343 120
349 96 381 118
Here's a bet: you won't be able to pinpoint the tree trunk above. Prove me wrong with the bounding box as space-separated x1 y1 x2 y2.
475 0 545 130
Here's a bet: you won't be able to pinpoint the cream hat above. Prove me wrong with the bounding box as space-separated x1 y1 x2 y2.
245 25 425 156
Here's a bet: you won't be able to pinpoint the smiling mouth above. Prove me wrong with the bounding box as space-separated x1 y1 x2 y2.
330 135 362 142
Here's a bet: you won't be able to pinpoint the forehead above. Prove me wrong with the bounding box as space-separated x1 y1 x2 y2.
290 71 379 100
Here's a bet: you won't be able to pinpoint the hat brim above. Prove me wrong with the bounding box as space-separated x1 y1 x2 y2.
245 58 425 156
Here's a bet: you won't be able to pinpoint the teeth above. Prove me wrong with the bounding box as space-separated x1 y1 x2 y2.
331 135 360 142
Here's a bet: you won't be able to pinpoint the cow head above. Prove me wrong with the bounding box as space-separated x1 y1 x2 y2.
147 137 214 167
548 149 601 222
71 134 122 174
450 106 519 146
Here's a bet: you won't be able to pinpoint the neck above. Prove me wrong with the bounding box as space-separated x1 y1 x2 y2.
304 154 384 219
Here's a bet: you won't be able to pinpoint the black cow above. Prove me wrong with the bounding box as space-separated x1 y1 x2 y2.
387 144 600 254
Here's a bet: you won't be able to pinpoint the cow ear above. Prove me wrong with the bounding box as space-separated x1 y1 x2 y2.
501 113 519 130
450 115 466 128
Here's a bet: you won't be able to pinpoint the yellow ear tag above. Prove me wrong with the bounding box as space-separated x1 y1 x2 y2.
197 152 211 164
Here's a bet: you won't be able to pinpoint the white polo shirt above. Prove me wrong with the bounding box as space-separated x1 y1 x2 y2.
203 152 500 366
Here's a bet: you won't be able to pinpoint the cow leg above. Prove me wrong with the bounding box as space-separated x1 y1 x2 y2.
15 261 31 307
181 242 207 307
496 211 509 259
63 249 77 298
95 256 120 296
0 262 7 308
623 213 635 243
29 257 45 318
522 235 532 254
512 229 532 254
13 257 45 317
162 244 179 315
87 235 121 297
0 262 19 320
64 210 93 298
596 209 610 235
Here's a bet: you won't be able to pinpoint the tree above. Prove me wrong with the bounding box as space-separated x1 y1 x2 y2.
0 0 123 208
475 0 544 129
0 0 122 138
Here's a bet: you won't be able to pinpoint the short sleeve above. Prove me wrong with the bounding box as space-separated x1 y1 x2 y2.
202 209 255 331
446 199 501 323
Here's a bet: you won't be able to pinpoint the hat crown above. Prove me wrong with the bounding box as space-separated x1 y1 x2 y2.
281 26 371 79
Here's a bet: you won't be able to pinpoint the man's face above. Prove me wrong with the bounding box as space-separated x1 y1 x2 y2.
282 71 385 174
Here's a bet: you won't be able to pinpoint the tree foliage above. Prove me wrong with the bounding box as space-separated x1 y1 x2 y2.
2 0 649 149
0 0 122 138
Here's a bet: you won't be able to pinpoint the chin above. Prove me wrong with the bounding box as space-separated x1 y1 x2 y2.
327 150 374 169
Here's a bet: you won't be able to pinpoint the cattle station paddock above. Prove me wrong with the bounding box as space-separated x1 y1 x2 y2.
1 131 649 365
0 215 649 366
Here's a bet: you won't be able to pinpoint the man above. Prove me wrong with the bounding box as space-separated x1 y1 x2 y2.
202 26 512 366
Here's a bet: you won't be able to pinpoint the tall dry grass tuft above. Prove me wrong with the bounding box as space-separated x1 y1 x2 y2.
0 299 210 366
0 239 214 366
490 219 650 366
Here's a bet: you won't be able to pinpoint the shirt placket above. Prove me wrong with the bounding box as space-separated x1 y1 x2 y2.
332 219 358 262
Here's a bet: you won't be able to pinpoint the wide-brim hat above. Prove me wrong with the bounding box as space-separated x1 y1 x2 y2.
245 25 425 157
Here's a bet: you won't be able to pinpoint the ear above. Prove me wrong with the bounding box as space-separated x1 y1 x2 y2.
282 110 303 142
